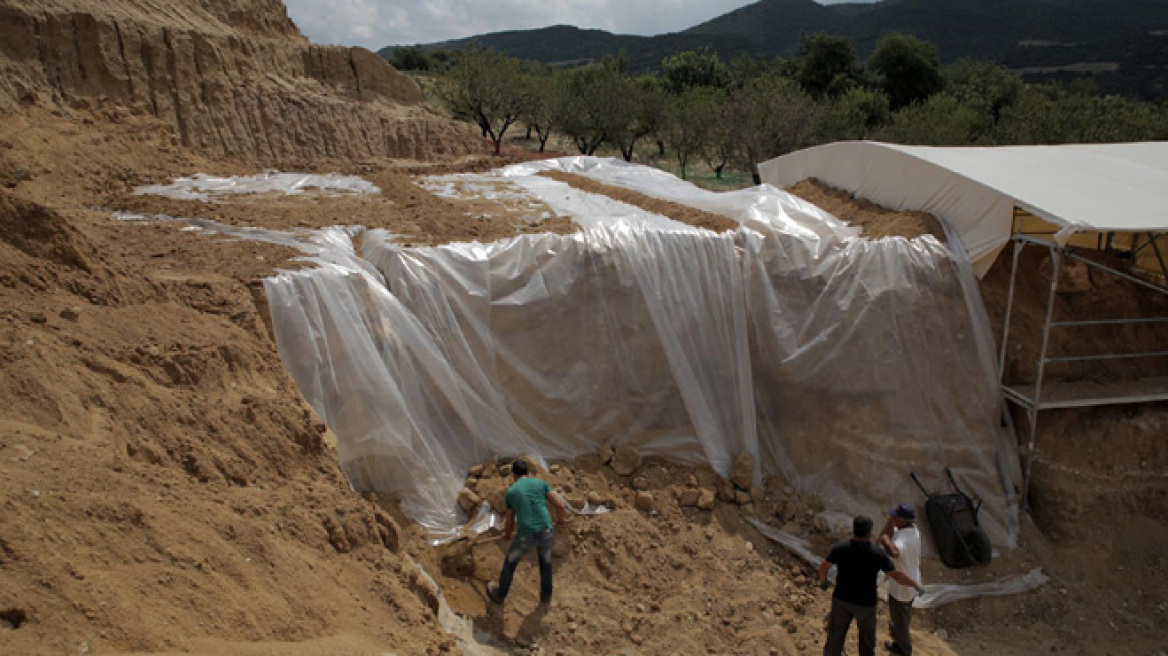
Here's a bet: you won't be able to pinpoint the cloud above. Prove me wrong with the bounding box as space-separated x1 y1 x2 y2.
285 0 787 50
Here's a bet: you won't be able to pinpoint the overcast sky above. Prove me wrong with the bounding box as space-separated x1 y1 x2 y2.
285 0 870 51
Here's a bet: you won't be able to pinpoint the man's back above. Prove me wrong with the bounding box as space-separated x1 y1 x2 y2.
828 539 895 607
505 477 552 537
886 526 921 602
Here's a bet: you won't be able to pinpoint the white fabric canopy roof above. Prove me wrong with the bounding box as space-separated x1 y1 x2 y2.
758 141 1168 276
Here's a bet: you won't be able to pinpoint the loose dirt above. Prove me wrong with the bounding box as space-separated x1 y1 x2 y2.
1 0 1165 650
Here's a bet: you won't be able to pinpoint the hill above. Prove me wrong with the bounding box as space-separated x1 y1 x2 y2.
380 0 1168 98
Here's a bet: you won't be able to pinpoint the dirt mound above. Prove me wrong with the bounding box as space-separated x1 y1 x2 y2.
419 452 898 656
0 0 482 164
0 107 470 653
788 178 946 242
540 171 740 233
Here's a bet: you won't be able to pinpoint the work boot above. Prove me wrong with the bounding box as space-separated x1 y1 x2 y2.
884 641 909 655
486 582 504 605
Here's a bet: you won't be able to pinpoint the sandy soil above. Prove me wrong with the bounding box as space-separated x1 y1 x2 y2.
1 97 1166 656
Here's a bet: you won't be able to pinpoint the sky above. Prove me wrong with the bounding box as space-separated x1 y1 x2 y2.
284 0 870 51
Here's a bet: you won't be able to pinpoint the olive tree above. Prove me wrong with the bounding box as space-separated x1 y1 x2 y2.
661 87 724 180
439 46 527 155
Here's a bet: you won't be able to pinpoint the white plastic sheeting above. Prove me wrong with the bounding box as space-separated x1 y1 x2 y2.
262 157 1021 547
758 141 1168 277
134 172 379 201
747 518 1047 608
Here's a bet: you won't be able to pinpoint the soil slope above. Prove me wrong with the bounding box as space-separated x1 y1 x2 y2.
0 0 483 164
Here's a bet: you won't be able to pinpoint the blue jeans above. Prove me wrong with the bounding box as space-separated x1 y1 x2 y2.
496 528 554 602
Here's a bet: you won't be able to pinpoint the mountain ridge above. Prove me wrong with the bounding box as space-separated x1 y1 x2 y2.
378 0 1168 98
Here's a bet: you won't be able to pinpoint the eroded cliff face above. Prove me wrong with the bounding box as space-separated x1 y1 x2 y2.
0 0 482 164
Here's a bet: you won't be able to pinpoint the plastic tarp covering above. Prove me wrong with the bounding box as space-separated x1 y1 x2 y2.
134 172 379 201
747 518 1047 608
259 157 1021 547
757 141 1168 277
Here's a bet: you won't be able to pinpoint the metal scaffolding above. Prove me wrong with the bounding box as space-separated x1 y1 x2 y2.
998 229 1168 509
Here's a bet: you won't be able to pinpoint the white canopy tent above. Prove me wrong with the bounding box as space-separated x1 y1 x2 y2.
763 141 1168 508
758 141 1168 277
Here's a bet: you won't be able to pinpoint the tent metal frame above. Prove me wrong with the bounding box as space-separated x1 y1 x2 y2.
998 225 1168 510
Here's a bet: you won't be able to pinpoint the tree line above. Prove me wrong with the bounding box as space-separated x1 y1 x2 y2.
390 35 1168 182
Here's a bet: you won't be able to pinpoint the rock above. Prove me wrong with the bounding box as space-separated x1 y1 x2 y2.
599 445 614 464
632 476 649 490
750 486 765 503
59 306 82 322
549 463 561 473
552 531 570 557
697 489 716 510
457 487 481 513
609 444 642 476
735 490 752 506
586 491 609 508
498 463 512 478
468 464 484 477
718 478 736 502
634 492 655 513
439 545 475 578
678 488 702 508
730 452 754 490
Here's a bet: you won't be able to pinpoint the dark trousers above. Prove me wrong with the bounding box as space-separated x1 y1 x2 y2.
888 596 913 655
824 597 878 656
496 528 554 602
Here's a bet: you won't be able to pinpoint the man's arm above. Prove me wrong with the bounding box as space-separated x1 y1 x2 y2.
878 519 899 557
547 490 568 525
888 568 925 595
502 510 516 541
879 533 900 558
818 559 833 589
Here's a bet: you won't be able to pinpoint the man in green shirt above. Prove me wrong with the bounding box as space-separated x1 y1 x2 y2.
486 458 568 605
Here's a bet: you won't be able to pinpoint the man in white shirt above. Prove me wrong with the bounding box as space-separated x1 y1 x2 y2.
879 503 922 656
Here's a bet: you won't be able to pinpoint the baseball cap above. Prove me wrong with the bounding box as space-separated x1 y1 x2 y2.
888 503 916 520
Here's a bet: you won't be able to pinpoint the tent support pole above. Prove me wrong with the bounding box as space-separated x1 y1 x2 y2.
998 240 1024 383
1148 232 1168 283
1022 245 1060 511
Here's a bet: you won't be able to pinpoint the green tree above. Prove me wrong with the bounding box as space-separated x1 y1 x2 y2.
795 33 860 99
556 58 629 155
661 87 724 180
439 46 527 155
867 33 944 110
875 93 985 145
990 83 1168 144
944 59 1024 127
662 47 732 94
818 86 891 141
725 74 822 183
520 72 559 153
609 76 667 161
388 45 432 72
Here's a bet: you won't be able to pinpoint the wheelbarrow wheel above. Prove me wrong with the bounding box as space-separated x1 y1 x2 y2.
963 526 992 565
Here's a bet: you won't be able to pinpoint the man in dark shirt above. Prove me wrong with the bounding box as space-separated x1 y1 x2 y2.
819 515 924 656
